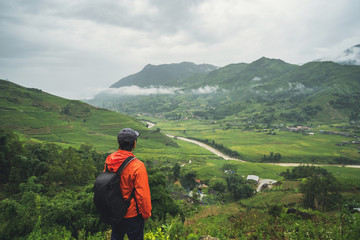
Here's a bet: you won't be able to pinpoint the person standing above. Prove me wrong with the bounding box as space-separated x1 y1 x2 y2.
105 128 152 240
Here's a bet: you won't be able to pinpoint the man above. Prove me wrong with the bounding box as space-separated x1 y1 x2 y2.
105 128 152 240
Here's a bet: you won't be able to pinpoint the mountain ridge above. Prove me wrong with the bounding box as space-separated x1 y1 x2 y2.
110 62 218 88
87 54 360 124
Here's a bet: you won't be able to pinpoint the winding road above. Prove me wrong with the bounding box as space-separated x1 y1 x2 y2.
166 134 246 162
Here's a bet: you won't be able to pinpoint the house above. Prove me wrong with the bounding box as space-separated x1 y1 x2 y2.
288 126 311 131
352 208 360 213
246 175 259 183
257 179 278 192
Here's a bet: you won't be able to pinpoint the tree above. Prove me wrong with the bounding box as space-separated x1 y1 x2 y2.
261 152 281 162
222 163 237 172
280 165 329 180
148 171 183 221
0 128 23 183
299 173 342 211
180 171 197 191
212 181 226 193
172 163 181 180
8 155 47 188
226 175 254 200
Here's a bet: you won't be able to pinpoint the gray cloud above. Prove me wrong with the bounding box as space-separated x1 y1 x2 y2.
0 0 359 99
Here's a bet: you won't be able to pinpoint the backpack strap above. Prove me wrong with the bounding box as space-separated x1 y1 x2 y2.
105 164 110 172
132 189 141 215
116 156 137 204
116 156 135 175
125 188 140 216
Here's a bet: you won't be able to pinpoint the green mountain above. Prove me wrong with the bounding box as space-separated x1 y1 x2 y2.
88 57 360 124
201 57 298 90
0 79 174 151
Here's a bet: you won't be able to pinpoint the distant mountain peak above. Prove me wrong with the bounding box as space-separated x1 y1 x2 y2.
252 57 288 64
143 64 154 70
110 62 217 88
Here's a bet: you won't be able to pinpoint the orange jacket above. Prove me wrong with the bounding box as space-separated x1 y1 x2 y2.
105 150 152 219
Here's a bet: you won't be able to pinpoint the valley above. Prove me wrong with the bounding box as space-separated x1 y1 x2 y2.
1 51 360 239
87 56 360 167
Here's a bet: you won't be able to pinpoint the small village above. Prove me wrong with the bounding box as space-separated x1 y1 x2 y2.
185 173 278 205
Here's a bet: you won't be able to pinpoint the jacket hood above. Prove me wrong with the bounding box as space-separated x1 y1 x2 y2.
105 150 135 172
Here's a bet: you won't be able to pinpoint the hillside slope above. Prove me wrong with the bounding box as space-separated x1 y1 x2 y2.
0 79 175 151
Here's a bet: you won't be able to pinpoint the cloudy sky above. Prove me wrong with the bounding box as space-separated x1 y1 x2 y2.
1 0 359 99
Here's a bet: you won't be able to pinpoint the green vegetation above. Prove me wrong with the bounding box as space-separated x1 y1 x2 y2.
226 174 255 200
1 126 360 239
0 129 185 239
1 79 360 239
280 165 331 180
299 173 342 211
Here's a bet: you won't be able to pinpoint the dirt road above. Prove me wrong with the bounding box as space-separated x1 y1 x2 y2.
146 121 156 128
166 134 245 162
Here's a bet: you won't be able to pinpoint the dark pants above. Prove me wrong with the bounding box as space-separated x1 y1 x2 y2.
111 215 144 240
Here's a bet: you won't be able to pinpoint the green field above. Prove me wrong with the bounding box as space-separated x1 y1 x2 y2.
152 118 360 163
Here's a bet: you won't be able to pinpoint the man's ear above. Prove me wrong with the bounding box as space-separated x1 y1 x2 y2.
132 140 137 151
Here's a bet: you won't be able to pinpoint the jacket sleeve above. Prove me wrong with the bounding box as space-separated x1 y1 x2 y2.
133 162 152 219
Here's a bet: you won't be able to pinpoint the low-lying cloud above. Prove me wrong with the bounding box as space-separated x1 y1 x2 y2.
333 46 360 65
191 85 219 94
95 85 220 97
100 85 182 96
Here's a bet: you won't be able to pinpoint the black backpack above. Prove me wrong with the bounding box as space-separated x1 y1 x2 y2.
94 156 135 225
